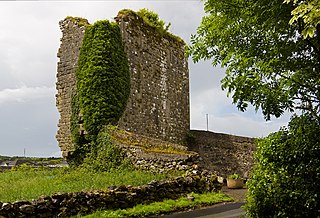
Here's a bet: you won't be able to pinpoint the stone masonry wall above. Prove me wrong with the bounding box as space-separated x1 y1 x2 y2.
56 18 88 157
120 145 199 173
188 130 256 179
56 13 190 158
116 12 190 143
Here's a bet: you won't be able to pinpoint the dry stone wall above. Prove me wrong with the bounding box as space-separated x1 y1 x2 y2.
0 171 221 218
56 12 190 158
120 145 199 172
56 17 88 157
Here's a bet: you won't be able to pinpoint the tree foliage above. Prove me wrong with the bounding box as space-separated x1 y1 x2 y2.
246 114 320 217
188 0 320 120
285 0 320 39
189 2 320 216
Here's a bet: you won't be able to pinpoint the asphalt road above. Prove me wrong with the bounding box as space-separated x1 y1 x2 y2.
159 202 245 218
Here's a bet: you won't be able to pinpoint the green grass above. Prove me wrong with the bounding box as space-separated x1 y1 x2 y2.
0 168 181 203
78 192 233 218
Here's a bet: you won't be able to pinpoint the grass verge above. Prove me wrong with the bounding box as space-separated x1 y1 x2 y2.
0 168 182 203
78 192 233 218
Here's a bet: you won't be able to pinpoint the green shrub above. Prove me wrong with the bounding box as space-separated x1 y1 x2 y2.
245 114 320 217
80 127 132 172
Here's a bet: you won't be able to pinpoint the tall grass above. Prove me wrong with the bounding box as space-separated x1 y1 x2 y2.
0 168 181 203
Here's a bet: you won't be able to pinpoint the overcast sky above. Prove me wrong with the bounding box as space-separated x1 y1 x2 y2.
0 1 290 157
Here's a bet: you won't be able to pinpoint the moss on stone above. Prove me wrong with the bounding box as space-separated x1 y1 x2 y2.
108 125 193 155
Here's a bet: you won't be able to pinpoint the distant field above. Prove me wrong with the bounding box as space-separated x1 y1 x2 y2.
0 155 63 162
0 168 181 203
0 156 64 169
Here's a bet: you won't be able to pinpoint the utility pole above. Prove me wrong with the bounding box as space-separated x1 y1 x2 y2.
24 148 26 157
206 114 209 131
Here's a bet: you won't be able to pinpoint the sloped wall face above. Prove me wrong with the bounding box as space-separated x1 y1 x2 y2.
117 13 190 143
56 18 88 157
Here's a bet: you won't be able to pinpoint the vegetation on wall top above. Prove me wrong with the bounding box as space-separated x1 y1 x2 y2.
108 125 193 155
64 16 89 27
118 8 184 44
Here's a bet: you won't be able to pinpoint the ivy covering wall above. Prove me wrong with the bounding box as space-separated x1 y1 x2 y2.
77 20 130 138
70 19 130 165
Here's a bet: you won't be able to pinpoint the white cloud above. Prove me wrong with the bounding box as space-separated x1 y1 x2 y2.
0 86 55 104
190 81 290 138
210 114 289 138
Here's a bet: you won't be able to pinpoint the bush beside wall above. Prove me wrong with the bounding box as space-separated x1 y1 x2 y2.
245 114 320 217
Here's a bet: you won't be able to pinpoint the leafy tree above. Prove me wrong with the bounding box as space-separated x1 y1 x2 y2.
188 0 320 120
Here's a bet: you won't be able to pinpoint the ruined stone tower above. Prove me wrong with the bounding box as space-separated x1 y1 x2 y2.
56 11 190 158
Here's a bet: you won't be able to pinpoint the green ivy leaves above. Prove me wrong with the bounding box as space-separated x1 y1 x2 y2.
76 20 130 140
70 19 130 166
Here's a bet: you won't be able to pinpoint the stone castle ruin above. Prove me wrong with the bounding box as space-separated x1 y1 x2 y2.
56 10 190 159
56 9 255 178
